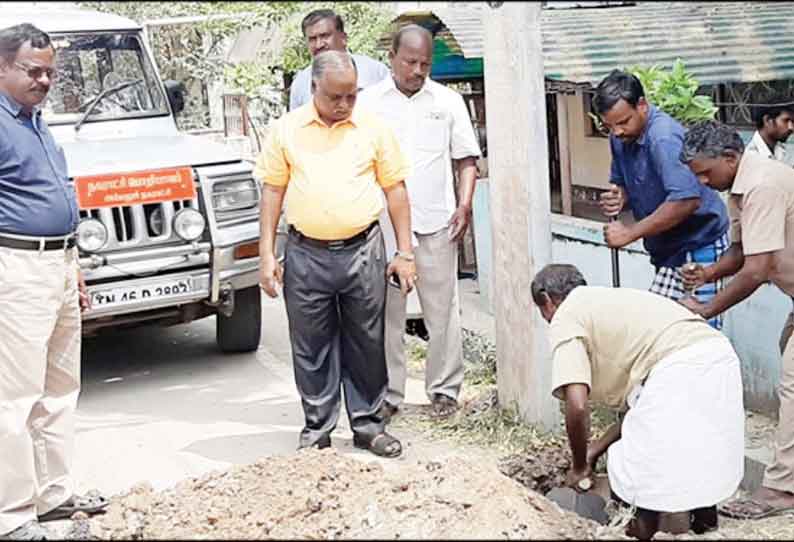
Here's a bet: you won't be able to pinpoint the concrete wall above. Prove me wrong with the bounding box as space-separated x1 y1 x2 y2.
473 178 787 416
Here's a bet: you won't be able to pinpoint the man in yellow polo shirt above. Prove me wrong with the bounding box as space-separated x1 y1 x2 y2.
255 50 416 458
532 263 743 538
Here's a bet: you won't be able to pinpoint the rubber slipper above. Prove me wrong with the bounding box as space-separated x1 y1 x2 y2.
353 431 402 458
430 394 458 418
718 497 794 520
38 491 109 522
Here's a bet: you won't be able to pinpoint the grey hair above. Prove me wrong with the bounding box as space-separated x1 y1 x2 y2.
311 50 356 84
680 120 745 163
531 264 587 306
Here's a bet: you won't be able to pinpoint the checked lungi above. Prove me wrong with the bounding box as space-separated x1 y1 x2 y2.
649 232 729 329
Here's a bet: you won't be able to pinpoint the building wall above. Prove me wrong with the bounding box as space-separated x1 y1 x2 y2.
563 91 612 189
473 178 787 416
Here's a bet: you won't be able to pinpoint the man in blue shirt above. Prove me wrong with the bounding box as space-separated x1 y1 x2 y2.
288 8 389 111
0 23 107 540
594 69 729 329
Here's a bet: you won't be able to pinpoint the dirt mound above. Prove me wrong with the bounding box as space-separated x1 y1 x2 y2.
88 448 599 539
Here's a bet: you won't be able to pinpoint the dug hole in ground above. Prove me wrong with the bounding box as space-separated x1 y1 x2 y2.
53 278 794 539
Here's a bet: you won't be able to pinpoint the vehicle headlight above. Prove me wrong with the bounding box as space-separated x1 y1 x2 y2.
212 179 258 211
173 208 205 241
76 218 108 252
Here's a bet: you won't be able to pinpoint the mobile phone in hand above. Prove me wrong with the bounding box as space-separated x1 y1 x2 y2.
388 272 401 289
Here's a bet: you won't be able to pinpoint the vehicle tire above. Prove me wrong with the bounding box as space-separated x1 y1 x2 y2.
217 285 262 353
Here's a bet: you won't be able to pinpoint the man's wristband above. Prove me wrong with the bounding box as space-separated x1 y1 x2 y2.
395 251 415 262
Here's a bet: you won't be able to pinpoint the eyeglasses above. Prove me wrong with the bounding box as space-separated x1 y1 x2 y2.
14 62 57 81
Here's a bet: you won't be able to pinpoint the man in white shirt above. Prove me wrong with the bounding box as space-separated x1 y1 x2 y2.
288 9 389 111
745 97 794 162
744 97 794 355
358 25 481 420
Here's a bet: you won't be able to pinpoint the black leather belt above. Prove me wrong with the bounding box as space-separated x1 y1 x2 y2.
0 235 75 251
289 222 378 251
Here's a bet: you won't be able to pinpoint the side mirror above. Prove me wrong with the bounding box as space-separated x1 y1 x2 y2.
163 80 186 115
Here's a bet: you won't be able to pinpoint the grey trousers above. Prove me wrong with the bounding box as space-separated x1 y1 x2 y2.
384 228 463 406
283 223 387 447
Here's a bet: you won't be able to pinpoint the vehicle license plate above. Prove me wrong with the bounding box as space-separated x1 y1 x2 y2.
90 278 193 308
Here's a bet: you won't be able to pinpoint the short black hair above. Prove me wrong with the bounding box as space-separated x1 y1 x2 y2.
0 23 53 64
751 94 794 129
301 9 344 36
680 119 745 163
592 69 645 115
531 264 587 306
391 24 433 54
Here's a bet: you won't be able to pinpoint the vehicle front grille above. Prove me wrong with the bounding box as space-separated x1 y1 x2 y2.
79 190 201 251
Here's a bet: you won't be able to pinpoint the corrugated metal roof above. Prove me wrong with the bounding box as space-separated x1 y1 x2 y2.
392 2 794 86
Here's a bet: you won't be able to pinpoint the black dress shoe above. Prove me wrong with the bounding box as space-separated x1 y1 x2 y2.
297 434 331 450
379 402 399 424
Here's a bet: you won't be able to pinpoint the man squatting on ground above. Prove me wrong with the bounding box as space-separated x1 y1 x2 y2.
357 25 481 421
0 23 108 540
289 8 388 111
594 70 730 328
679 120 794 520
531 263 744 540
256 50 416 458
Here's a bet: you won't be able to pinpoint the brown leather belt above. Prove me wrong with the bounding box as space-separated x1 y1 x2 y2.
0 234 75 251
288 222 378 251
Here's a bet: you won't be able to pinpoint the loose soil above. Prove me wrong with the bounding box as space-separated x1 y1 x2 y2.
47 328 794 539
80 448 599 540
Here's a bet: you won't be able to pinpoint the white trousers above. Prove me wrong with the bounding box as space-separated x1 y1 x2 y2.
607 337 744 513
0 247 81 534
384 229 463 406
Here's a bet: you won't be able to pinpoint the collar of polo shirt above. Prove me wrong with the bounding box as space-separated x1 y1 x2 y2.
300 100 362 129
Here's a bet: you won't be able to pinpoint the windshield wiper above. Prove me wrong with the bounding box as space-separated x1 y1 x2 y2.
74 78 143 133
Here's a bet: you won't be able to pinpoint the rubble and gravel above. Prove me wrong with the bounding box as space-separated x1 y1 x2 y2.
85 448 601 540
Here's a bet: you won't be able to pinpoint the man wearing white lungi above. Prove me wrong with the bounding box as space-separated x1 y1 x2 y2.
531 263 744 540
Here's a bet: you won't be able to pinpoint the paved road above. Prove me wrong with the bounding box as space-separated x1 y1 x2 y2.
75 294 309 497
73 290 452 499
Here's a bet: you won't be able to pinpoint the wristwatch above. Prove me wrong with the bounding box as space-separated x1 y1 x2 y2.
395 250 415 262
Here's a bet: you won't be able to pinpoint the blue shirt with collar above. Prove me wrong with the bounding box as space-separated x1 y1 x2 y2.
0 91 79 236
609 105 728 268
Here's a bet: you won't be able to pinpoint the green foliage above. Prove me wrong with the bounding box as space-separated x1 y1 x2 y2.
629 58 718 124
75 2 393 129
589 59 718 132
278 1 392 74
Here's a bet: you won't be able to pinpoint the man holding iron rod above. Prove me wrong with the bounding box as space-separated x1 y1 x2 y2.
593 69 729 328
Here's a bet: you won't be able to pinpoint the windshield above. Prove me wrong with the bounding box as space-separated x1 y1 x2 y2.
44 31 169 125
